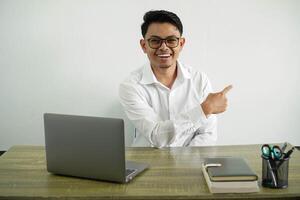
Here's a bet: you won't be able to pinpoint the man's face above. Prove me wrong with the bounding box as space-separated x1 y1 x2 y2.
140 23 185 69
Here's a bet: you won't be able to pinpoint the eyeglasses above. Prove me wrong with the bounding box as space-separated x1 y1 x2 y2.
147 36 180 49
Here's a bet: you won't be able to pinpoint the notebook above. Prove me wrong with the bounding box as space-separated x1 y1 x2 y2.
204 157 258 181
44 113 148 183
202 157 259 193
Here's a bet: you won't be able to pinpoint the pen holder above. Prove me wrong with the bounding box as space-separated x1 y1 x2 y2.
261 156 289 188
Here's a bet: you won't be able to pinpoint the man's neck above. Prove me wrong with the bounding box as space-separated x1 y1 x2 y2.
151 63 177 89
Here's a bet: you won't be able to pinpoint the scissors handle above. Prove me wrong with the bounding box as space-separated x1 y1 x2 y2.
272 145 283 160
261 144 282 160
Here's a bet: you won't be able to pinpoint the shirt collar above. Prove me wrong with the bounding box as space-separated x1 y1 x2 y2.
139 60 191 85
139 62 159 85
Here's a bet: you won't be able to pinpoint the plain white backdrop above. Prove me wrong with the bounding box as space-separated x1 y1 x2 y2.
0 0 299 150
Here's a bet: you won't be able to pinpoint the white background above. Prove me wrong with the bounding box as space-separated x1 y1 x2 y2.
1 0 299 150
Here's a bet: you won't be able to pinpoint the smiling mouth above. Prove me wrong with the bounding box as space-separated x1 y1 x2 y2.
156 53 172 58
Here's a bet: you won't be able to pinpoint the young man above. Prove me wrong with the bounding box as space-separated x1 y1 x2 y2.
119 10 232 148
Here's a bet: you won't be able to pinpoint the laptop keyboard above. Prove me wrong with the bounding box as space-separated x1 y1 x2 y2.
126 168 136 176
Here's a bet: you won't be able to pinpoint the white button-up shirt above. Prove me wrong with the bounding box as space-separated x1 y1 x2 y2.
119 61 217 148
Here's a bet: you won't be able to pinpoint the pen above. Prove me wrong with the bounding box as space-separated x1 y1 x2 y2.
281 142 288 153
277 147 295 169
284 147 295 159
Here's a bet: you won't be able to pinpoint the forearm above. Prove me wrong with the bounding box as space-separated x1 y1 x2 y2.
130 117 194 148
129 105 212 148
188 115 217 146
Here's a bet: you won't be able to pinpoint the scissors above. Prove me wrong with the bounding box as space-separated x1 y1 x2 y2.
261 144 283 160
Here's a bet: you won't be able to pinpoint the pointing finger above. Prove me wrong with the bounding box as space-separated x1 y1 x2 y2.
221 85 233 95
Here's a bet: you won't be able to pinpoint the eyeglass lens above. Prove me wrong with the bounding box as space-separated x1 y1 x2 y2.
148 37 179 49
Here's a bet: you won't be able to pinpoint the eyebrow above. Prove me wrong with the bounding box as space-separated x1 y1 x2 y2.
148 35 179 39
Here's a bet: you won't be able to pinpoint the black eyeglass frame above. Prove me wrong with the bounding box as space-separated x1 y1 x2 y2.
146 36 181 49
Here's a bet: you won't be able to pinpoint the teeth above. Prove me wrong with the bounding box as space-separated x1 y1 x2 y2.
157 54 171 57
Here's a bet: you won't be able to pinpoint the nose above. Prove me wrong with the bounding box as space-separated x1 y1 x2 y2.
158 40 168 50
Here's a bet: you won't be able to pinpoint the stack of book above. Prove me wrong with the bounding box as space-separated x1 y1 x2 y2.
202 157 259 193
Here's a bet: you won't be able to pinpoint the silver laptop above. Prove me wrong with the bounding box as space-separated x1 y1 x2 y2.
44 113 148 183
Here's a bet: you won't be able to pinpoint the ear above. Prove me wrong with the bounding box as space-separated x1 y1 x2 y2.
140 39 147 53
179 37 185 52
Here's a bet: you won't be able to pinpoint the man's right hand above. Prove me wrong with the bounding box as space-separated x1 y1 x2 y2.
201 85 233 116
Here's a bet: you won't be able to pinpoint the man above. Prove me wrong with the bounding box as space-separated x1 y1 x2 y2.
119 10 232 148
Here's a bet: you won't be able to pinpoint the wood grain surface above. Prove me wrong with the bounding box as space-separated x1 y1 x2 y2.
0 144 299 200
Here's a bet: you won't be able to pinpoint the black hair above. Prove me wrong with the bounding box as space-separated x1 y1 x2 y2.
141 10 183 38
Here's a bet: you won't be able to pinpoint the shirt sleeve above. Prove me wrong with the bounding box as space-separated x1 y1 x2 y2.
119 77 216 148
187 72 218 146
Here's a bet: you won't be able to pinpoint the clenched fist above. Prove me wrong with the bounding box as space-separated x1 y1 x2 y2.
201 85 233 116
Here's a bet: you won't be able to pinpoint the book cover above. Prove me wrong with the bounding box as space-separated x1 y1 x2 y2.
204 157 258 182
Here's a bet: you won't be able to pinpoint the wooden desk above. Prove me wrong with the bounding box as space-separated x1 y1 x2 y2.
0 145 299 199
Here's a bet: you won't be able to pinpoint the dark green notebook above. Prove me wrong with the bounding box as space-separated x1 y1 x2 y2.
203 157 258 182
